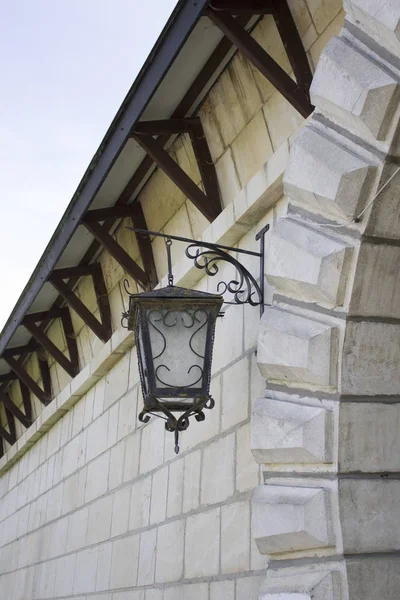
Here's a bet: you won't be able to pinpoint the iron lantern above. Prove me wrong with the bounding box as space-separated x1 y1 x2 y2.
122 225 269 452
126 283 223 453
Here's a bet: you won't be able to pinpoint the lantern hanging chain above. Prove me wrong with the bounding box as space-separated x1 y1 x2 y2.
318 164 400 228
166 238 174 286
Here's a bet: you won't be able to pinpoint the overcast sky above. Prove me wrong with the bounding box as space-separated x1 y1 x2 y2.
0 0 177 329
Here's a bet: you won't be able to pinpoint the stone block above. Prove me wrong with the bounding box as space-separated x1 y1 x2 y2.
201 434 235 505
266 218 352 305
339 479 400 552
210 580 235 600
87 495 113 545
150 465 168 524
339 402 400 472
259 567 341 599
139 419 165 474
284 125 373 221
96 542 112 592
257 307 338 390
311 37 398 141
155 520 184 583
341 321 400 395
73 547 98 594
129 476 151 531
109 534 139 589
221 501 250 574
252 484 333 555
231 110 274 188
111 486 131 537
236 422 260 492
221 356 250 431
185 507 220 578
346 556 400 600
183 450 201 513
85 451 110 503
344 0 400 56
251 397 332 464
349 242 400 318
137 528 157 586
167 458 184 518
307 0 342 34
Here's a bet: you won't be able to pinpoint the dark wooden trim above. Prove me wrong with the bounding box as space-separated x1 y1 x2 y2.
84 221 149 288
60 308 80 375
271 0 313 98
133 133 220 222
4 407 16 443
0 423 15 446
189 121 222 219
0 390 32 429
49 265 95 281
82 205 137 223
38 359 52 400
209 0 274 13
23 309 66 325
130 202 158 289
0 373 18 383
91 264 112 341
206 8 313 118
133 118 200 136
50 278 110 343
20 382 33 423
3 342 42 358
4 357 50 406
23 321 78 378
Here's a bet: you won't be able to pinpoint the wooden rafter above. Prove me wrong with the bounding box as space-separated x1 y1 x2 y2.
4 356 50 406
83 203 158 290
22 307 79 378
0 386 32 429
209 0 274 13
206 4 313 118
49 264 112 343
133 131 220 222
83 221 149 288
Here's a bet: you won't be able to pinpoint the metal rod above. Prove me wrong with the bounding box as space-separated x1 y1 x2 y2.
166 238 174 286
256 224 270 317
128 227 262 257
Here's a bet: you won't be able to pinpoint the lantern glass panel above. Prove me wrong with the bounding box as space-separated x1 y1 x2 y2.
146 307 208 394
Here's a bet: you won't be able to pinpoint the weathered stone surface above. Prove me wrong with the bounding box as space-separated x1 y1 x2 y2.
259 567 341 599
339 402 400 472
284 125 373 220
349 242 400 317
339 479 400 552
252 484 333 555
311 37 398 141
346 556 400 600
251 397 332 463
257 307 338 390
345 0 400 56
266 218 352 305
341 321 400 395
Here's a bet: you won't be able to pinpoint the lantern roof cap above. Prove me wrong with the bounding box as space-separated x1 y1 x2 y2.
129 285 223 302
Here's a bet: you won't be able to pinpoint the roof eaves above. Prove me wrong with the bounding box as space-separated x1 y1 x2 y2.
0 0 209 357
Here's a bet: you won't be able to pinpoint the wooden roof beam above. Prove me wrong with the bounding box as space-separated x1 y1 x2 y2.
206 6 313 118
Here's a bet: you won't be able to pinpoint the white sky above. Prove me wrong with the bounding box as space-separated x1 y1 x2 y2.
0 0 177 329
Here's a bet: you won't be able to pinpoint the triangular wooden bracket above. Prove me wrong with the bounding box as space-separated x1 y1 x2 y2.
0 383 32 430
23 307 80 379
82 222 150 291
83 202 158 290
132 116 222 223
49 263 112 343
206 1 313 117
4 356 51 406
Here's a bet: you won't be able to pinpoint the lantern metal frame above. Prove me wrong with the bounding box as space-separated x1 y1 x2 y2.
122 225 269 453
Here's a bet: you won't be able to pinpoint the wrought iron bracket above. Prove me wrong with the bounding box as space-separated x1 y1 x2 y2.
128 225 269 316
